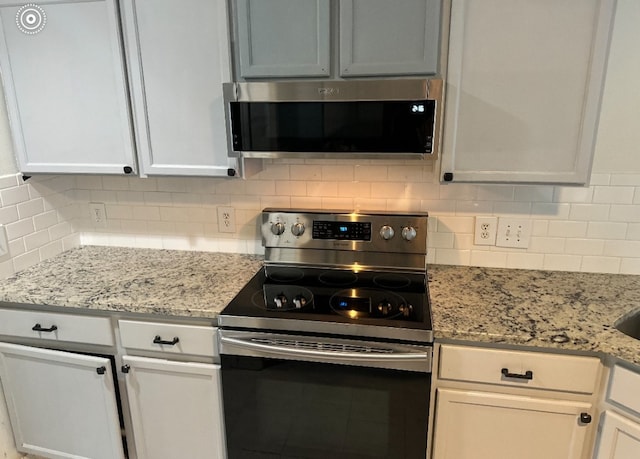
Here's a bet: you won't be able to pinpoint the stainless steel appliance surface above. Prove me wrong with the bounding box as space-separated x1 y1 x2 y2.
223 78 443 160
219 209 433 459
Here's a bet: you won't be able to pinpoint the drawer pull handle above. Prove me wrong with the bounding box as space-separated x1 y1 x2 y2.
32 323 58 333
153 335 180 346
501 368 533 380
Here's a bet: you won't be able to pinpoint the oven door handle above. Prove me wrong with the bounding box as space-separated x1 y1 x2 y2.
219 333 432 372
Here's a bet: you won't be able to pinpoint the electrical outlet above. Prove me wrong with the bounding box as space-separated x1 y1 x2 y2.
474 216 498 246
88 202 107 228
217 206 236 233
0 225 10 261
496 218 531 248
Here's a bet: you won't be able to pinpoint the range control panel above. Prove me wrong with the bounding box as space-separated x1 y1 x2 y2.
261 209 428 254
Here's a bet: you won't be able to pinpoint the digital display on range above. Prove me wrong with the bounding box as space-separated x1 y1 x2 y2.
312 221 372 241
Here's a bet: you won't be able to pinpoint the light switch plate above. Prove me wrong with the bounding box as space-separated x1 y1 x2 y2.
0 225 10 261
496 218 531 248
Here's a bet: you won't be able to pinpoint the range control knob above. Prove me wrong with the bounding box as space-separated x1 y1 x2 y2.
377 300 392 316
293 294 307 309
402 226 417 241
270 222 286 236
291 222 305 237
274 293 288 308
379 225 395 240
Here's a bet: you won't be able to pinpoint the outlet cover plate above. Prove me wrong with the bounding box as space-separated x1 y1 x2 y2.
496 218 531 248
0 225 9 261
474 216 498 246
217 206 236 233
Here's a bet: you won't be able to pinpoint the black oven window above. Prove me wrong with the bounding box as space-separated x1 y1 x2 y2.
222 355 430 459
230 100 435 154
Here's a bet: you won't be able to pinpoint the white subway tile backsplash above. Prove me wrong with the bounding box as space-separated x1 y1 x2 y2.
610 174 640 186
603 240 640 257
307 181 339 197
543 254 582 272
610 205 640 222
291 165 323 181
514 186 554 202
101 176 130 191
0 206 18 225
0 174 18 190
17 199 44 219
492 201 532 215
470 250 508 268
129 177 158 192
620 258 640 275
435 248 471 266
581 256 621 273
568 204 611 221
588 174 611 186
48 222 73 241
547 221 588 238
565 239 605 256
429 232 455 249
455 201 493 215
593 186 635 204
321 165 355 181
476 185 514 201
12 249 41 273
1 186 30 206
24 229 50 251
553 186 593 203
506 253 544 270
528 237 566 254
531 203 571 219
6 219 34 240
588 222 628 240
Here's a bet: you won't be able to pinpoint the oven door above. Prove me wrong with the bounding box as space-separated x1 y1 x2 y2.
219 329 432 459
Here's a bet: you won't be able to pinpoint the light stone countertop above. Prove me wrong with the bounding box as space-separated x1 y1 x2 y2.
0 246 638 366
0 246 263 318
428 264 640 366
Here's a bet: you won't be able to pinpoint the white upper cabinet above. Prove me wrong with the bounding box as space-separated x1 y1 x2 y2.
232 0 442 79
0 0 136 175
440 0 616 184
0 0 242 177
234 0 330 78
339 0 441 77
121 0 238 177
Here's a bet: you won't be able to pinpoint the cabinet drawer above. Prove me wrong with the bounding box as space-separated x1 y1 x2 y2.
119 320 216 358
0 308 114 346
438 344 600 394
608 365 640 415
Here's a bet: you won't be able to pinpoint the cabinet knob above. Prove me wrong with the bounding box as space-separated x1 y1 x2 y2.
580 412 592 424
121 364 130 374
123 166 133 174
96 366 106 375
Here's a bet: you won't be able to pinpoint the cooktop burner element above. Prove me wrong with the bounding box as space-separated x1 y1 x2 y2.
220 209 432 344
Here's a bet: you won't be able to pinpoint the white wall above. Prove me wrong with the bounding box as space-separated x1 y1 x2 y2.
72 0 640 275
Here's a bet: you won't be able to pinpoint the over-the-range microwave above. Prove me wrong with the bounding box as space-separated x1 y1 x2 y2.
222 78 442 160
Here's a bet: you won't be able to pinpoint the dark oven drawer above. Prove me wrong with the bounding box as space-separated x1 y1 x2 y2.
221 353 430 459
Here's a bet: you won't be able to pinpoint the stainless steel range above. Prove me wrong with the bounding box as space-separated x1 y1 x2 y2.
218 209 433 458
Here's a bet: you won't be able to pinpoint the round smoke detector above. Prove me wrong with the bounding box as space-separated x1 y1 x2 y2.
16 4 47 35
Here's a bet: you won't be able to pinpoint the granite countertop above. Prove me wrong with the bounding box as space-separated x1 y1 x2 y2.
0 246 263 318
0 246 639 366
428 264 640 366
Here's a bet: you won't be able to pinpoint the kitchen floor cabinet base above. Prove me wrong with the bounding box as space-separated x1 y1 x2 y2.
0 343 125 459
431 388 592 459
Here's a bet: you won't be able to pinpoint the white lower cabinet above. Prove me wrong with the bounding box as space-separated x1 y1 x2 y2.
121 355 226 459
0 342 125 459
594 364 640 458
431 344 602 459
596 411 640 458
432 389 591 459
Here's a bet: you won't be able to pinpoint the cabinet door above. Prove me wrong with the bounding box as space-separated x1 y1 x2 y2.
0 342 125 459
596 411 640 459
432 389 592 459
0 0 136 175
234 0 330 78
440 0 615 184
122 355 226 459
121 0 237 177
339 0 441 77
